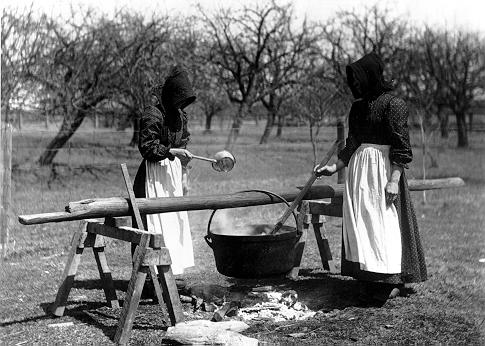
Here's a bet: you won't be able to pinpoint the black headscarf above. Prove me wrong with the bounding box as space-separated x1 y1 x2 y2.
161 65 196 111
346 52 392 101
150 65 196 131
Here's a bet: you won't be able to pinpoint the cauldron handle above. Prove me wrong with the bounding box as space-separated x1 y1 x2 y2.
204 234 213 248
206 189 300 238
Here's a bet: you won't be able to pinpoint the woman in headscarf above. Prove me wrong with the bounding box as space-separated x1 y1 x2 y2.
133 65 196 279
315 52 427 303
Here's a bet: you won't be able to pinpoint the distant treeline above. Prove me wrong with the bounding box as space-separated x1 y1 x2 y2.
2 2 484 165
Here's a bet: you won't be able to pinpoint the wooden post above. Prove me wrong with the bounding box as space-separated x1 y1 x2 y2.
93 220 120 309
50 221 118 316
311 214 337 273
1 124 12 258
336 120 345 184
287 201 310 280
114 164 183 345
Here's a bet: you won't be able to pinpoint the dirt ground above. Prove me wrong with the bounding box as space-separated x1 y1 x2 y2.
1 125 484 345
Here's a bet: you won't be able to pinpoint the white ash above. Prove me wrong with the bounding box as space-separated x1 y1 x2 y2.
238 290 316 322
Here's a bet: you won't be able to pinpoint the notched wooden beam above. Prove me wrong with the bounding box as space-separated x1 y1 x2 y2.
86 222 163 248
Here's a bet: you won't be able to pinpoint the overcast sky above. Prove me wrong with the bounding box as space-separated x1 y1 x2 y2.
4 0 485 33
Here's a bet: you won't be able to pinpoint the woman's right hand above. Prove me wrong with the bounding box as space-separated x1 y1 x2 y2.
314 164 337 177
169 148 193 160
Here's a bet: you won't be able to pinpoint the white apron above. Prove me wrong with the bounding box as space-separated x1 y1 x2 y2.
342 144 402 273
145 158 194 275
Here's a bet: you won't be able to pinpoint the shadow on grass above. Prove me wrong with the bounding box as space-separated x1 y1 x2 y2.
2 272 380 341
25 293 168 341
0 314 52 327
226 269 374 311
72 278 128 291
0 279 169 342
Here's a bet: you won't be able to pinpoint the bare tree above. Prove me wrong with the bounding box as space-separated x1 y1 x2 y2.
1 7 48 126
29 9 135 165
320 6 409 102
422 28 485 147
199 1 291 146
290 65 349 164
258 5 320 144
111 12 174 146
167 15 229 134
195 71 228 134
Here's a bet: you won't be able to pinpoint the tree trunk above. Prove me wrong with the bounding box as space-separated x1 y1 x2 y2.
276 114 283 137
38 109 87 166
259 111 275 144
468 112 473 131
204 112 214 134
4 104 10 124
129 115 140 147
225 103 244 148
44 104 49 129
18 111 22 131
309 123 317 165
455 111 468 147
438 107 449 138
226 119 242 148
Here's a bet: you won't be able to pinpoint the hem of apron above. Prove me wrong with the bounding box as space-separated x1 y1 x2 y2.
341 244 426 284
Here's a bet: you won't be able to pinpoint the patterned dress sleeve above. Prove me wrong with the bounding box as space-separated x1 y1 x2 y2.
138 105 175 162
386 97 412 168
338 101 361 166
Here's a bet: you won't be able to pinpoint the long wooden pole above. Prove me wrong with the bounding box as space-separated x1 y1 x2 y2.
1 124 12 257
114 163 151 345
18 177 465 226
336 120 345 184
272 140 339 234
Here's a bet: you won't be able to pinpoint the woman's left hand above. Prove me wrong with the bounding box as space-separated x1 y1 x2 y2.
385 181 399 206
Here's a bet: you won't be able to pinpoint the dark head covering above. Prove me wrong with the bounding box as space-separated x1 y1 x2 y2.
150 84 164 107
161 65 196 111
346 52 392 100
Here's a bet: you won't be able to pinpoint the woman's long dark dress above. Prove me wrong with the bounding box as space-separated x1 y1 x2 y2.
338 92 427 284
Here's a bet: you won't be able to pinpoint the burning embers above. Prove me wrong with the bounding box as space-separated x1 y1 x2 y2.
180 284 316 323
239 287 316 322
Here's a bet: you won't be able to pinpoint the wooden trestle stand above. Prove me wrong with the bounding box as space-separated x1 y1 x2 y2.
49 164 183 345
288 199 342 280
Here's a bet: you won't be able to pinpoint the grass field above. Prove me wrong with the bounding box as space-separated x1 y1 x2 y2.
1 122 484 345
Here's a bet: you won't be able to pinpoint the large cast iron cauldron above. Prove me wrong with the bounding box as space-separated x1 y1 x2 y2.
204 190 301 278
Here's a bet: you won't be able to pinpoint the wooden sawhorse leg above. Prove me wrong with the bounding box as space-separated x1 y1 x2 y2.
288 200 339 279
311 214 337 273
287 201 310 280
113 245 183 345
114 163 183 345
50 220 119 317
77 218 183 345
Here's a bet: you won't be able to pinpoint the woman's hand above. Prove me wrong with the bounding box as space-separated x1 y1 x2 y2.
385 181 399 206
169 148 193 161
314 163 337 178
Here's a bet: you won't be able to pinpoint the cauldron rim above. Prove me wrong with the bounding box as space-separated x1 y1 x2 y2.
208 223 299 242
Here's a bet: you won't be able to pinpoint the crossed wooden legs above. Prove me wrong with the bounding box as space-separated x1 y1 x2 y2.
114 239 183 345
50 221 119 317
288 200 338 279
49 218 183 345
